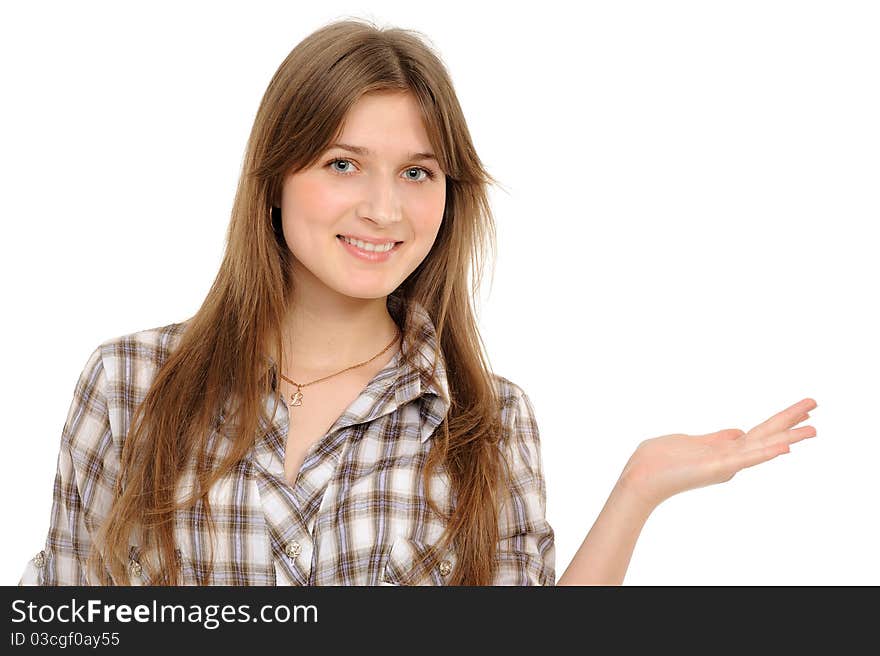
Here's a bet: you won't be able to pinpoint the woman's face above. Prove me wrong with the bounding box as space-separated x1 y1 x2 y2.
278 90 446 302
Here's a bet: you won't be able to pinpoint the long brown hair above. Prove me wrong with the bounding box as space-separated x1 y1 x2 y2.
90 17 510 585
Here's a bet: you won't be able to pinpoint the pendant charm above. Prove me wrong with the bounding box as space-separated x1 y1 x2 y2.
289 388 303 407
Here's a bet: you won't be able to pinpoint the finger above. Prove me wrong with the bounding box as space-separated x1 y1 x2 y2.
780 424 817 446
732 440 791 471
743 425 817 454
747 398 817 441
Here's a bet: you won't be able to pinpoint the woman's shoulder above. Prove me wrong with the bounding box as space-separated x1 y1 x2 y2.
97 317 189 355
488 374 547 515
489 373 532 414
67 319 191 445
489 373 541 441
94 318 190 378
60 319 192 462
53 320 187 469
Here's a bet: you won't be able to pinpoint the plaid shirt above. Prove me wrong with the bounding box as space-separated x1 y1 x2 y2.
19 295 555 586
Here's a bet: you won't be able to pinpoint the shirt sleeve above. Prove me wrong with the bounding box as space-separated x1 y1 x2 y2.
19 344 116 586
492 388 556 586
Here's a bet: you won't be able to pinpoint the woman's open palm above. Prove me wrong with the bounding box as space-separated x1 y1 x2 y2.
620 398 818 509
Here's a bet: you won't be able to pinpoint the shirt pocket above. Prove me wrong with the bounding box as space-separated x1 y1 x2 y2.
379 537 457 586
127 544 200 585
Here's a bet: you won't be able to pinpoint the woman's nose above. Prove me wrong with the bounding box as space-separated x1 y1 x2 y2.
362 175 403 224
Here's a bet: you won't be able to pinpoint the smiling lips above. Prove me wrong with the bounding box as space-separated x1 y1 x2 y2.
337 234 402 262
338 235 397 251
338 233 402 245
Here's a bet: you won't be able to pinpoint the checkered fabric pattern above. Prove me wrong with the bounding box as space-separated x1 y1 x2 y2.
19 294 555 586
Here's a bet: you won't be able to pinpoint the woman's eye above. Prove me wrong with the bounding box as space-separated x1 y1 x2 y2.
404 167 431 182
330 158 355 174
327 158 434 182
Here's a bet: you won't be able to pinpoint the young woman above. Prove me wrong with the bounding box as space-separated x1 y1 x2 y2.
19 18 817 586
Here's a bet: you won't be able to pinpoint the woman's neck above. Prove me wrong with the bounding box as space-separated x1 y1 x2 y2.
277 293 400 380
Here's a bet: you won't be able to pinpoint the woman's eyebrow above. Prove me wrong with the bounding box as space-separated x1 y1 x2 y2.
327 142 438 163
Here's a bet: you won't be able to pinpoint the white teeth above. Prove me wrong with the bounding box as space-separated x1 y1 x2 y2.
340 236 396 252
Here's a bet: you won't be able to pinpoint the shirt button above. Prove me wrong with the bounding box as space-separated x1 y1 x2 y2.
284 540 302 559
129 559 143 579
33 550 46 568
438 560 452 577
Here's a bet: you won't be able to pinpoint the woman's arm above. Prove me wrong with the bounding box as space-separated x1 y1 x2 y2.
20 344 115 586
492 387 556 586
556 476 654 586
557 397 817 585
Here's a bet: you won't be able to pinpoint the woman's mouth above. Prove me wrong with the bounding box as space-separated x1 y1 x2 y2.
336 235 403 262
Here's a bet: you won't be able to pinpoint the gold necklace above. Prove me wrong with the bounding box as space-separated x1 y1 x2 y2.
279 328 401 409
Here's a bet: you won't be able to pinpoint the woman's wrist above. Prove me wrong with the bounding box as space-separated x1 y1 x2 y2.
613 469 661 521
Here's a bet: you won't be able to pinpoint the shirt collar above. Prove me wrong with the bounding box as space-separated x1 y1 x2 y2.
387 292 451 421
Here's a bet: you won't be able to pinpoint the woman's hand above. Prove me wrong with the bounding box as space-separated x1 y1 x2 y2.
618 397 818 511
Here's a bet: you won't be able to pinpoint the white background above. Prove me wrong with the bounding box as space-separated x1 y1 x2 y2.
2 1 877 585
